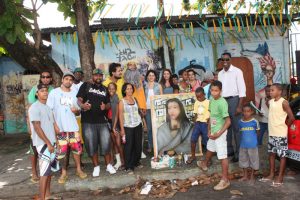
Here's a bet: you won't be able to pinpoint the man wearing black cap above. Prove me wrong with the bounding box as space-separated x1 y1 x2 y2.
77 68 116 177
47 72 87 184
71 68 84 93
28 83 58 200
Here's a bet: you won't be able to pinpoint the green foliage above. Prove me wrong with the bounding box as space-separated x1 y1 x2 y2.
48 0 106 25
0 0 33 44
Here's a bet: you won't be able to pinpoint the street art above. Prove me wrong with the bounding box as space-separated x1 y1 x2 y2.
116 48 137 62
2 72 27 133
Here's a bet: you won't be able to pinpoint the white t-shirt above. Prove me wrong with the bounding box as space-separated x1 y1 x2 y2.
47 88 79 132
71 81 83 94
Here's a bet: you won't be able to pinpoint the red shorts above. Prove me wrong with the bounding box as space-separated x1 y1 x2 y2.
57 132 82 159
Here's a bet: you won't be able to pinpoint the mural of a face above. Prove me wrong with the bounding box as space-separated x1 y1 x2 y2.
258 53 276 85
264 65 275 80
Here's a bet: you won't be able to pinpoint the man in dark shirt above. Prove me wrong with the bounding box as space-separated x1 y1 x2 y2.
77 69 116 177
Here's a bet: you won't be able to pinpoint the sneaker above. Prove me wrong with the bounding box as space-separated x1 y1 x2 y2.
114 162 121 170
213 179 230 191
141 152 146 159
106 164 117 174
92 166 100 177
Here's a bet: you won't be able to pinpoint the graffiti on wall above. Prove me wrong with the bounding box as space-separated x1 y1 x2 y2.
2 71 27 133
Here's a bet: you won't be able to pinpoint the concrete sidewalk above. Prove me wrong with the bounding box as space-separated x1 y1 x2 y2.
0 134 270 199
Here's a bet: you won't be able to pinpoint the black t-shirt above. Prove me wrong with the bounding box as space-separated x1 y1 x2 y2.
77 82 110 124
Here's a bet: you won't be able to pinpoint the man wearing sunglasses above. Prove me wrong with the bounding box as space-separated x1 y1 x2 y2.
218 52 246 163
27 70 55 184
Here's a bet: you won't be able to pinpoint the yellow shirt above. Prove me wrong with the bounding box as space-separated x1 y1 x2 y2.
193 99 210 123
103 77 124 100
268 97 288 137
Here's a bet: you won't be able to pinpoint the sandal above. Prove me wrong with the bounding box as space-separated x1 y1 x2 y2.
186 157 196 164
271 181 283 187
76 171 87 179
58 175 68 184
259 177 273 183
46 195 62 200
30 177 40 183
197 161 208 171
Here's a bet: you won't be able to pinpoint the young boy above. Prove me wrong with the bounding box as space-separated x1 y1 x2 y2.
28 84 58 200
187 87 210 164
198 80 231 191
260 83 295 187
238 104 260 184
257 85 271 145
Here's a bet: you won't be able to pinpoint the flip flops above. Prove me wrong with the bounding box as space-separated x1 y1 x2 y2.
76 171 87 179
271 182 283 187
58 175 68 184
259 177 273 183
30 177 40 183
186 157 196 164
197 161 208 171
45 195 62 200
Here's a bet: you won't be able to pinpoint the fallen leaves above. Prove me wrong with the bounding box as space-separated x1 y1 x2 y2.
117 170 246 199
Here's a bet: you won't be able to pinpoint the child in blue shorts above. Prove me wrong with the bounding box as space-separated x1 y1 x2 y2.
238 104 260 184
187 87 210 164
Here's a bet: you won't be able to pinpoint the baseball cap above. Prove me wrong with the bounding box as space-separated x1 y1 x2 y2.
37 83 48 91
92 68 104 75
62 71 75 79
73 68 83 73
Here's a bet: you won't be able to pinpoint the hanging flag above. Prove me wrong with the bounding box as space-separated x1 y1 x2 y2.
101 31 105 49
140 4 150 18
179 6 183 19
190 22 194 37
245 16 250 31
135 4 143 25
121 4 129 16
228 18 233 31
154 5 164 24
102 4 114 18
92 31 98 44
166 4 173 22
56 33 61 44
72 31 77 44
141 27 151 40
212 19 217 33
127 4 137 22
236 17 241 32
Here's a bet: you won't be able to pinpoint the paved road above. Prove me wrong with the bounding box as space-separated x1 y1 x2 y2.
29 173 299 200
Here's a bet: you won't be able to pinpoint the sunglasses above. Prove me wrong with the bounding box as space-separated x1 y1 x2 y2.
41 76 51 79
221 58 230 62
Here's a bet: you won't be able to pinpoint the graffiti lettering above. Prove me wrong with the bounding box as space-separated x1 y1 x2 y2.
6 83 22 95
116 48 136 62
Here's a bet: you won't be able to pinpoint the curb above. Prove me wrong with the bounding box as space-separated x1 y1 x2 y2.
65 162 240 191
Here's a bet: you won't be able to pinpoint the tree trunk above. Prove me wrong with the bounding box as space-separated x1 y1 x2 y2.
0 37 63 85
73 0 95 81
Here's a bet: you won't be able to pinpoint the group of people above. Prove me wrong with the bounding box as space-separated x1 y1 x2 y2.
27 52 295 199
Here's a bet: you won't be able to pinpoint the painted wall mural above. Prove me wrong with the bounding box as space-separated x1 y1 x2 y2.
50 26 289 100
0 57 27 134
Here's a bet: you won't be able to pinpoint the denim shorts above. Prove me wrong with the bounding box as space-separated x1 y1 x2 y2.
82 123 111 156
191 121 208 145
